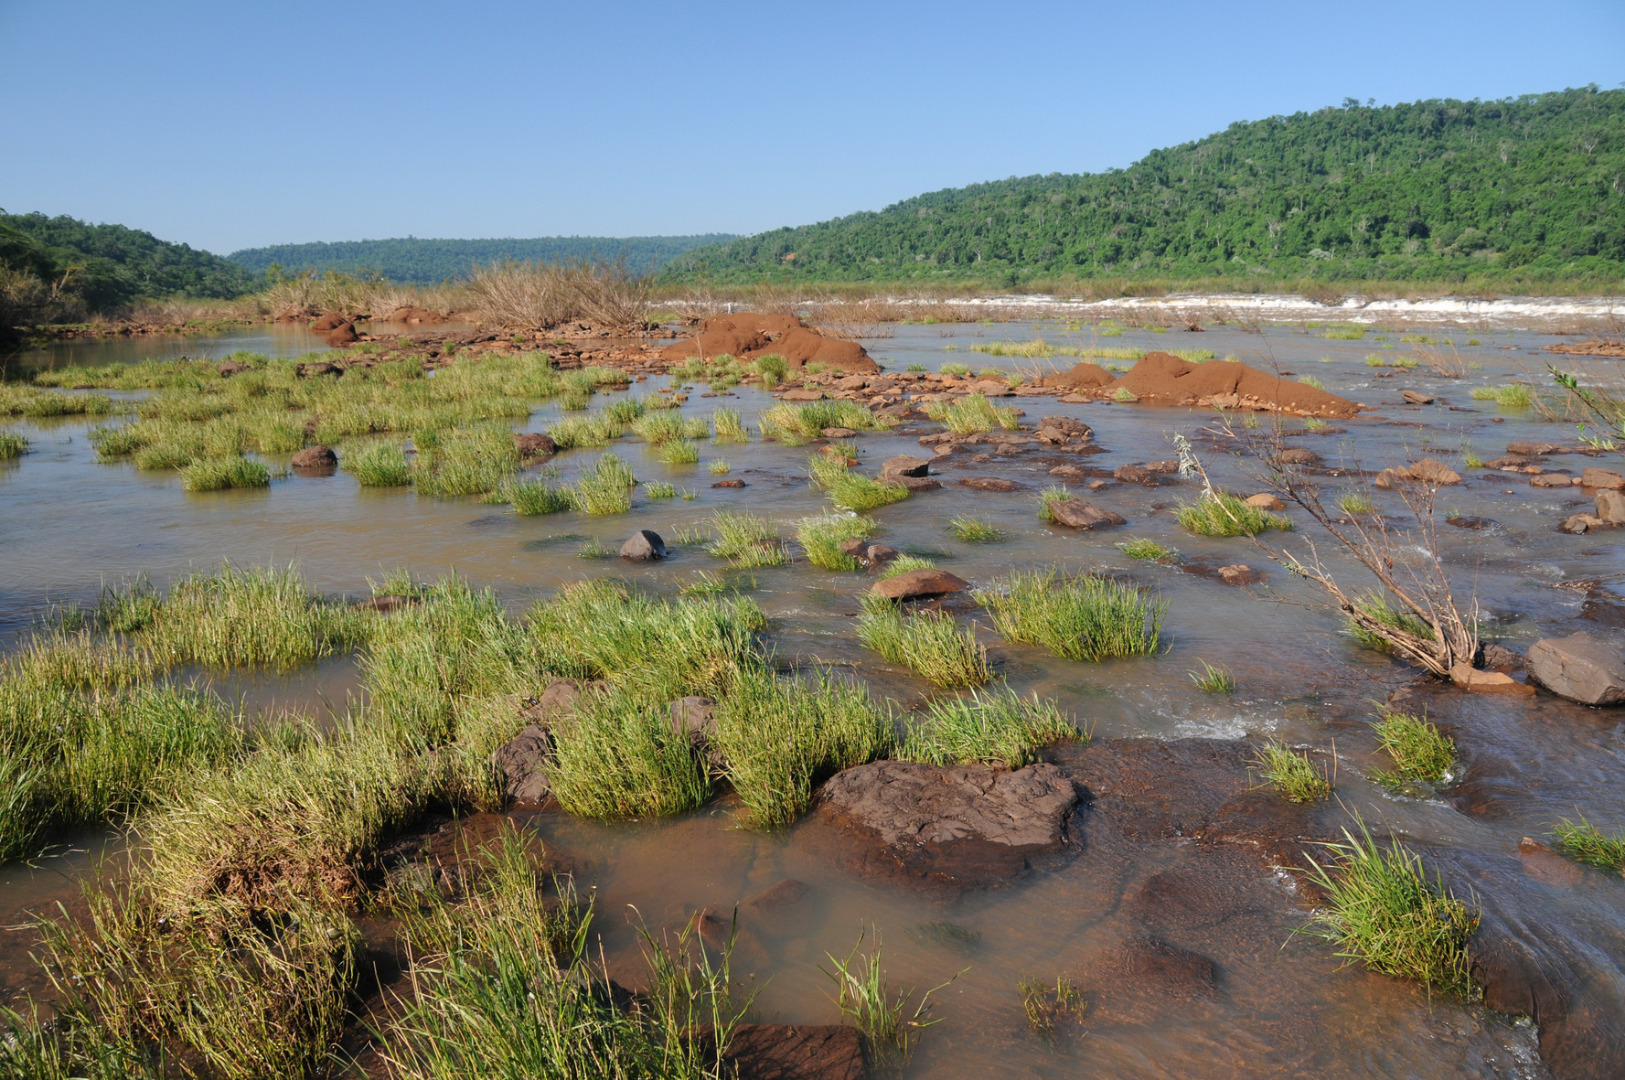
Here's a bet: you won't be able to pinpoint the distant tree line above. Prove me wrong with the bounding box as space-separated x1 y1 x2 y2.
0 212 255 321
228 235 740 283
661 87 1625 288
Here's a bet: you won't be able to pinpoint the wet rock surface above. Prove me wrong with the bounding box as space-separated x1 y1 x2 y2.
813 761 1080 889
869 568 970 600
1525 631 1625 705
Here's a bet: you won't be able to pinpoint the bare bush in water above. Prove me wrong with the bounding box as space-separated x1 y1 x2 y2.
1177 424 1480 684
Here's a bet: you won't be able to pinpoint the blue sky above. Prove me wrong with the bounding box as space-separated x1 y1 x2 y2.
2 0 1620 253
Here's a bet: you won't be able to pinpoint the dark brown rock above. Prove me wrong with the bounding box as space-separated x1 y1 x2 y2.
1532 473 1577 488
1217 564 1261 586
870 569 969 600
310 312 349 331
323 322 359 346
1278 448 1322 466
816 760 1079 888
862 543 899 566
1581 467 1625 490
297 360 342 377
1400 389 1435 405
514 432 557 458
491 725 551 806
958 476 1025 492
669 697 716 740
1113 464 1154 485
290 445 337 470
713 479 746 488
879 455 931 479
1045 498 1125 530
891 475 941 492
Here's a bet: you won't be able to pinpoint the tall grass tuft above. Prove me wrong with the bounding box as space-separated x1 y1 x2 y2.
503 477 573 515
977 569 1165 661
711 406 748 442
807 454 909 512
570 452 636 515
1470 384 1534 408
1175 491 1292 537
796 513 879 571
705 509 789 568
820 930 954 1067
857 594 991 688
0 431 29 460
949 515 1004 543
900 688 1079 768
712 665 894 828
921 393 1019 434
179 454 269 492
346 442 412 486
1301 820 1480 999
413 425 520 498
759 400 879 445
547 685 712 820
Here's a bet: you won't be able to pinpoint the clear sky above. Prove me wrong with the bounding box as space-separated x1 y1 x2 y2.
2 0 1620 254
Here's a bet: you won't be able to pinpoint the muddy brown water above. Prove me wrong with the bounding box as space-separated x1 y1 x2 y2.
3 317 1624 1077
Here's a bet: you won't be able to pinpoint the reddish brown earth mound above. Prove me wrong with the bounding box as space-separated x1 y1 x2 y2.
310 312 350 332
384 305 447 325
1105 352 1361 418
661 313 878 374
1546 339 1625 357
1046 361 1114 390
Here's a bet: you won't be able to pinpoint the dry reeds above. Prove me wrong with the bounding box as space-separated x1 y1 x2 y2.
464 260 650 330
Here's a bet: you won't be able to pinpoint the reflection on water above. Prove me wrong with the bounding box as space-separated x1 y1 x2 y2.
0 318 1619 1077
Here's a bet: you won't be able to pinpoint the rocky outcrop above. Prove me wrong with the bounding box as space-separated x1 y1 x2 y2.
1525 631 1625 705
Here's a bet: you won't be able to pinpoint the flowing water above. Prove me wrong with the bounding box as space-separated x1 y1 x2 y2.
2 316 1622 1077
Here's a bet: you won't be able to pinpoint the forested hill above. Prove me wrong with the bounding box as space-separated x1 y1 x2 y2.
0 212 255 311
228 235 740 283
663 88 1625 287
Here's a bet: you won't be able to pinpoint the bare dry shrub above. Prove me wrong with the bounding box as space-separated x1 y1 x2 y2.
1176 423 1480 683
464 260 650 331
1414 344 1468 378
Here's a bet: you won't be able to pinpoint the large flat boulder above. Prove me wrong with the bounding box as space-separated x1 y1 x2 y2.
815 760 1079 888
869 569 968 600
1525 631 1625 705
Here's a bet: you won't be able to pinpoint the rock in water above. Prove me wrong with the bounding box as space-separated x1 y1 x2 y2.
870 568 968 600
619 529 667 561
290 445 338 469
1525 631 1625 705
1046 498 1125 530
491 726 551 806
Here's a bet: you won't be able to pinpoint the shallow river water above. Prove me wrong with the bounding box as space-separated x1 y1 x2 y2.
2 316 1623 1078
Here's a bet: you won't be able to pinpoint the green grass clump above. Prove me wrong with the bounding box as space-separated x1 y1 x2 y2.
1470 384 1534 408
1371 711 1455 791
378 830 747 1080
656 439 701 465
759 400 879 445
796 513 880 571
643 480 676 499
900 688 1079 768
857 594 991 688
632 412 709 445
875 554 938 580
412 425 521 498
503 477 573 515
1551 818 1625 874
711 406 748 442
547 685 712 820
1321 327 1367 340
977 569 1165 661
1020 974 1087 1037
808 454 910 512
712 666 894 828
949 515 1004 543
570 452 635 515
0 431 28 460
1253 741 1331 803
1301 821 1480 998
705 509 790 568
1175 491 1293 537
921 393 1019 434
38 881 359 1080
1188 659 1234 693
1118 536 1177 561
528 579 764 699
345 442 412 487
1345 593 1432 653
1338 491 1377 517
179 454 270 492
547 410 624 449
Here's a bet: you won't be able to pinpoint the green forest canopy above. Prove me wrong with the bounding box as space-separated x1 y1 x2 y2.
227 235 740 283
0 211 256 313
662 87 1625 288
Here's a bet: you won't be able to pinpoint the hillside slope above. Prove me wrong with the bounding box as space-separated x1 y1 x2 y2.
664 88 1625 287
228 235 740 283
0 212 254 313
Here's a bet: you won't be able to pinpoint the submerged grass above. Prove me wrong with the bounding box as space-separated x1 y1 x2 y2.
0 431 29 460
1371 711 1456 791
1253 741 1331 803
977 569 1166 662
570 452 635 515
921 393 1019 434
948 515 1004 543
759 400 881 445
1551 818 1625 874
705 509 790 568
1175 491 1292 537
1301 820 1480 999
1346 593 1432 653
808 454 910 512
900 688 1080 768
345 442 412 486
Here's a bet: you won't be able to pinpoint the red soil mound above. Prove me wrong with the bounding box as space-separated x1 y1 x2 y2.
310 312 349 331
1107 352 1360 418
1546 340 1625 358
661 313 878 374
1047 361 1114 390
385 305 446 325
